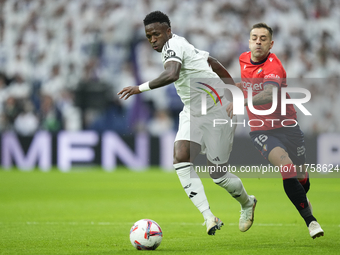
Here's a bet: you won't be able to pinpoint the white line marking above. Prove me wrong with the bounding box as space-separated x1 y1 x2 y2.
0 222 337 227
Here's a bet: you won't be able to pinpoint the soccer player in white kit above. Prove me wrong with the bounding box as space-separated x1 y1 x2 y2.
118 11 256 235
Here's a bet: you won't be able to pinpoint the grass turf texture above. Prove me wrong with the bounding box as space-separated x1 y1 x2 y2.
0 167 339 255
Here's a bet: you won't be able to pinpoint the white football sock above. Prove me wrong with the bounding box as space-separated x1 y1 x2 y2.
174 162 212 220
213 172 252 209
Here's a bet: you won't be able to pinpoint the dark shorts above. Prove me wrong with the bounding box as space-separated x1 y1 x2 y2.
249 125 306 165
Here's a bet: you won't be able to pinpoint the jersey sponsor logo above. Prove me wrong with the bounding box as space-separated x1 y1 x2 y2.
242 81 263 91
164 49 176 61
257 68 263 74
264 74 280 80
269 57 273 62
244 64 247 70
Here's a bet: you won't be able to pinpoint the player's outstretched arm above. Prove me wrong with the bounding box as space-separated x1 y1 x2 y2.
150 61 181 89
117 61 181 100
207 56 235 85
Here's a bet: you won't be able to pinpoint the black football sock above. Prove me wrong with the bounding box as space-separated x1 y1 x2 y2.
299 172 310 194
283 178 316 226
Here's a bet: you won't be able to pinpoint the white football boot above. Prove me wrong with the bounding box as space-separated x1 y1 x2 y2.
239 195 257 232
205 217 224 235
308 221 324 239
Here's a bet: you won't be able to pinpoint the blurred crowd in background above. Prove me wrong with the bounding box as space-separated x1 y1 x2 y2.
0 0 339 136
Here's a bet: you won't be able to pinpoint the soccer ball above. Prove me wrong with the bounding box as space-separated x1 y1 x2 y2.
129 219 163 250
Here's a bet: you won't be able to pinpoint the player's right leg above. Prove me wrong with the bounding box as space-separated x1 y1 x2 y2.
173 140 222 235
268 147 324 239
297 164 310 193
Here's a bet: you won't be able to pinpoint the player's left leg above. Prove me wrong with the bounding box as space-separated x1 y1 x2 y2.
208 161 257 232
209 162 253 208
201 109 257 232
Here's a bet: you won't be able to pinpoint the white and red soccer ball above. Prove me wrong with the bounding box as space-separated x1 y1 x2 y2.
129 219 163 250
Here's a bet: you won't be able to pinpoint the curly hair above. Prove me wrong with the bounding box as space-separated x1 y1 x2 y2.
143 11 171 27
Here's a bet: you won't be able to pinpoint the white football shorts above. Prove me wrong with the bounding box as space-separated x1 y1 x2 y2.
175 97 236 164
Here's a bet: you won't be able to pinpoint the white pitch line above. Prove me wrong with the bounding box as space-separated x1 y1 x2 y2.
0 222 338 227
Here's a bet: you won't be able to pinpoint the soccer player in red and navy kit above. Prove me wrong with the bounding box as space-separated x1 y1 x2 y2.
227 23 324 239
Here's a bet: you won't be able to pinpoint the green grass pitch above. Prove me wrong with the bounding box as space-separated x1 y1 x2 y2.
0 167 339 255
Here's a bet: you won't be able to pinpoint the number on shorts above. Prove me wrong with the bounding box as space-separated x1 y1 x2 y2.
254 134 268 146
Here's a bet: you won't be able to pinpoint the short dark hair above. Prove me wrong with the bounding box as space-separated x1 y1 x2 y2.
251 23 273 39
143 11 171 27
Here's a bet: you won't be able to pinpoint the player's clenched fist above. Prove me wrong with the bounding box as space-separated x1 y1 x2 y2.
117 86 141 100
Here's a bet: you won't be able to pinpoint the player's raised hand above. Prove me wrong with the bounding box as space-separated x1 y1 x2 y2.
117 86 141 100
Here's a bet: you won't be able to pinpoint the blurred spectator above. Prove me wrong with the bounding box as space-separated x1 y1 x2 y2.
57 89 82 131
0 0 339 135
147 110 174 136
14 100 39 136
3 96 20 130
39 94 63 132
0 74 8 114
88 99 129 134
6 73 31 99
41 63 64 100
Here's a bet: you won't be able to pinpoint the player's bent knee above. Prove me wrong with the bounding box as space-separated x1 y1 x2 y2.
268 147 293 166
173 142 191 164
280 163 297 180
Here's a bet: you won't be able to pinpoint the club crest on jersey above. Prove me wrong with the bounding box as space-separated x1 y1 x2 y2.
164 49 176 61
263 144 267 151
257 68 263 74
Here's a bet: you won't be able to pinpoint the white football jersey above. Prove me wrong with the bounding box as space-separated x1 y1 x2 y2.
161 34 225 115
